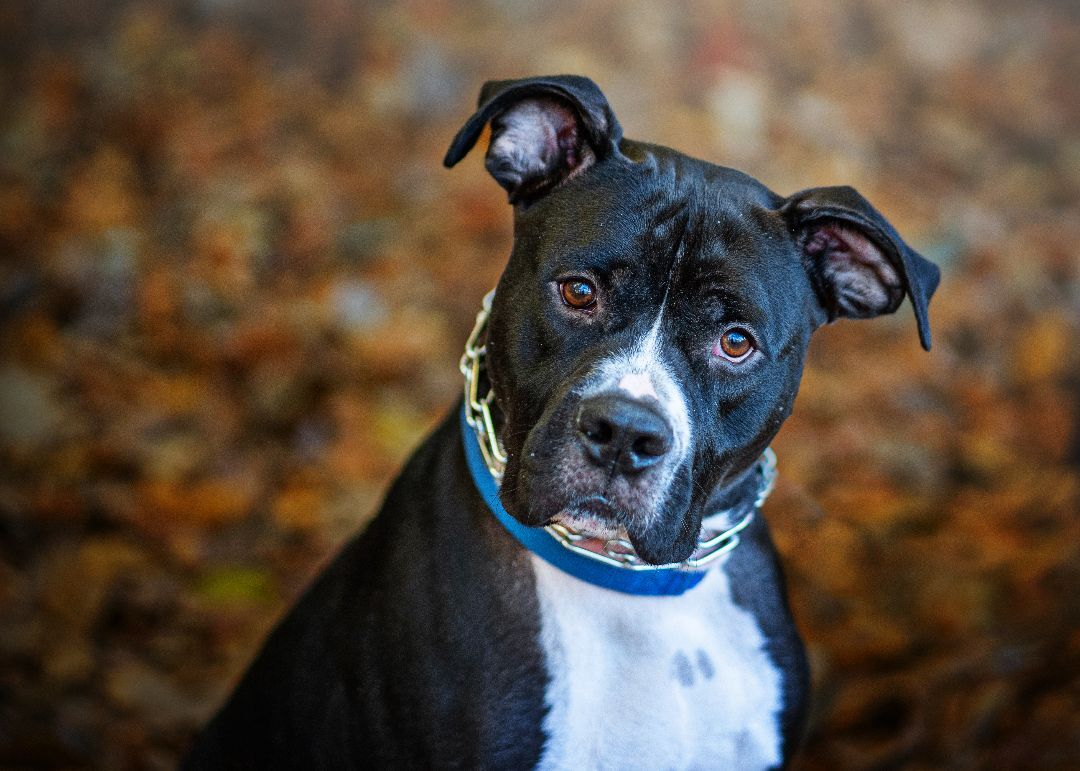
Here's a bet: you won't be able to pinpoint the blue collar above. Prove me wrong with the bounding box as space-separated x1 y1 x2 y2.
460 403 710 596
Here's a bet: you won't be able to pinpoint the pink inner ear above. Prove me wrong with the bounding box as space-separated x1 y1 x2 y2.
485 97 591 201
555 120 580 169
804 222 903 318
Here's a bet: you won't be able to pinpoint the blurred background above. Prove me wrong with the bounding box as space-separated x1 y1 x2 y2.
0 0 1077 768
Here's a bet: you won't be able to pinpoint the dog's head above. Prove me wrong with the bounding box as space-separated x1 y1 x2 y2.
446 75 940 565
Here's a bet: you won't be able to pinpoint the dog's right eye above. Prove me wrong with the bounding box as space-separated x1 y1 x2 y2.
559 279 597 310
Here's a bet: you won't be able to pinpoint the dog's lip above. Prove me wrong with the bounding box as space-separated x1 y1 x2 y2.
550 495 624 539
571 495 619 520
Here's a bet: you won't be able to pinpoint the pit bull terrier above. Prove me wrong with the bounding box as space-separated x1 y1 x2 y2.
186 74 939 770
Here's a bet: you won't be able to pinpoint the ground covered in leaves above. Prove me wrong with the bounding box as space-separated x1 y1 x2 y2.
1 1 1077 768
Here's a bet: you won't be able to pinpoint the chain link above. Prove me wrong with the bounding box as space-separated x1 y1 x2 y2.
461 290 777 571
460 291 508 480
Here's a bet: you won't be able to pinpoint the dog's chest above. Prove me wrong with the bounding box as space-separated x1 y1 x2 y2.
530 557 784 771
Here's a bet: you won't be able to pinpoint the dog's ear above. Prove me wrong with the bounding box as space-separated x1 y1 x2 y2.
781 185 940 351
443 75 623 205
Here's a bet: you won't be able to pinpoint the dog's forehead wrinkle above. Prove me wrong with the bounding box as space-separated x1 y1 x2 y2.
633 157 777 234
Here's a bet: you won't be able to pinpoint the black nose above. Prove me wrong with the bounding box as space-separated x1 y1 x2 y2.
576 394 674 474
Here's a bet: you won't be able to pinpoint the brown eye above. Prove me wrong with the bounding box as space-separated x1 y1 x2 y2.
560 279 597 310
715 328 754 361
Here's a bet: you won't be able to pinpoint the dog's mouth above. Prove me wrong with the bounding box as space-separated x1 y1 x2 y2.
506 434 702 566
551 496 625 540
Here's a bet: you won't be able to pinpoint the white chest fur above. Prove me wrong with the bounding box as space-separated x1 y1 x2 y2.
531 556 784 771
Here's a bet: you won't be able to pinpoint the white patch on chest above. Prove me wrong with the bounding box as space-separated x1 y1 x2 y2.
532 557 784 771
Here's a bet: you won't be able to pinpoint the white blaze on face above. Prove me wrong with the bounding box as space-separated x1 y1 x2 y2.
617 371 658 400
580 300 692 463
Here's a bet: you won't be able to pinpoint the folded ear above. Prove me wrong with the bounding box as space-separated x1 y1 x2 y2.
781 186 941 351
443 75 623 205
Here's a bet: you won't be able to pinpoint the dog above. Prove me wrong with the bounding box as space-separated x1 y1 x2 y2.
185 75 939 770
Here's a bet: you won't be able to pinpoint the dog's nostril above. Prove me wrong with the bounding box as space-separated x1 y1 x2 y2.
581 416 613 444
577 404 617 445
633 433 669 458
576 406 614 447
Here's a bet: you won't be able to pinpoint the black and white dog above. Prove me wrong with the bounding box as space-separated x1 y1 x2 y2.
186 75 939 770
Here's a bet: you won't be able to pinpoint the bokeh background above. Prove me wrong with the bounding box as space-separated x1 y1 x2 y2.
1 0 1077 768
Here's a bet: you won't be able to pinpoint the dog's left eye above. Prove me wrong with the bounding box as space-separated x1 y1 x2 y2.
713 328 755 362
559 279 597 310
